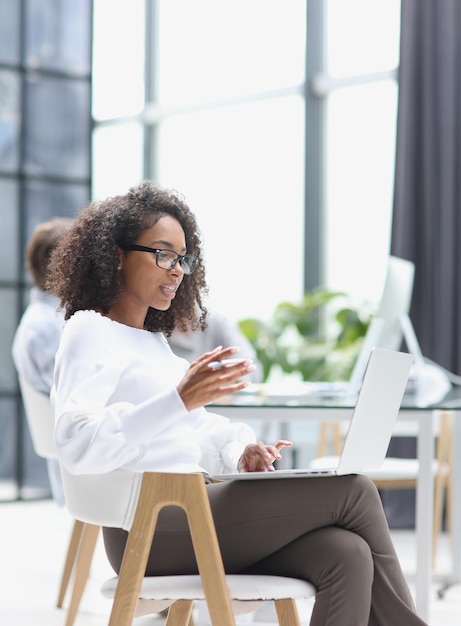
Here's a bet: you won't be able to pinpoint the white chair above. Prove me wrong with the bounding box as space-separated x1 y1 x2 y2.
59 465 316 626
312 411 453 568
18 376 100 626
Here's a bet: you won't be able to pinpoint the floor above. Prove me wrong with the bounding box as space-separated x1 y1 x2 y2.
1 499 460 626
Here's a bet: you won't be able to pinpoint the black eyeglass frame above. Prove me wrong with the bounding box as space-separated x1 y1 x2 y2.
120 243 198 275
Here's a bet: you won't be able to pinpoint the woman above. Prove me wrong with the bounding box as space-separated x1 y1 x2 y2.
48 181 427 626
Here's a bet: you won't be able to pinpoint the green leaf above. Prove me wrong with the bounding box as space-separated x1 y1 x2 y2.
238 290 371 382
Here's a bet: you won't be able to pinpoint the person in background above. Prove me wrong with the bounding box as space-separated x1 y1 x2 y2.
48 181 427 626
169 307 263 383
12 217 73 505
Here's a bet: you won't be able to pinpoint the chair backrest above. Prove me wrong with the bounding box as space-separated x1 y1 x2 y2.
60 465 143 532
19 375 57 459
47 386 142 531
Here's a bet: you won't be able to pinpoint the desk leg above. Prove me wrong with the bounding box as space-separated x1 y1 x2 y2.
448 412 461 584
414 411 433 621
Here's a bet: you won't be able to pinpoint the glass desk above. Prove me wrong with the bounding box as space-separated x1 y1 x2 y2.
209 385 461 622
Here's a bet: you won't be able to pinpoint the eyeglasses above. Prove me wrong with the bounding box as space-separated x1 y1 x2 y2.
120 244 198 275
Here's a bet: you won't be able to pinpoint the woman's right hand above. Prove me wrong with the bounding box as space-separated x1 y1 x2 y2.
177 346 256 411
237 440 293 472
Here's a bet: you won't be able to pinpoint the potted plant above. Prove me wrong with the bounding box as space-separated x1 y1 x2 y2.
238 289 371 382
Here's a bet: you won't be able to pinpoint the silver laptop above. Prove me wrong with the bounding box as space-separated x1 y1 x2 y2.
212 347 413 480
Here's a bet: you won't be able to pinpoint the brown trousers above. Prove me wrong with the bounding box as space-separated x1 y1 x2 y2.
103 474 428 626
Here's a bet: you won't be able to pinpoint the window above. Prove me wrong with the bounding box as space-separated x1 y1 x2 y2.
0 0 92 501
322 0 401 306
92 0 401 319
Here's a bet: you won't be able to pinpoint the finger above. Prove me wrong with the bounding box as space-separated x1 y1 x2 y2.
246 442 274 467
257 441 274 459
257 442 279 468
214 360 255 377
191 345 224 367
208 357 247 370
194 344 238 362
261 440 293 465
240 443 277 472
205 347 243 369
274 440 293 450
205 379 252 402
210 345 240 360
264 445 282 461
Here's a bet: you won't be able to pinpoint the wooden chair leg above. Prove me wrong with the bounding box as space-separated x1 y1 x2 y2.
165 600 194 626
445 438 454 536
108 473 236 626
316 422 342 457
57 519 84 607
432 463 447 567
177 478 235 626
274 598 301 626
432 411 453 568
65 523 100 626
446 455 454 567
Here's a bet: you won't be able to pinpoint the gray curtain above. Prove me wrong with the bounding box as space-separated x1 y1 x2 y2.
383 0 461 529
391 0 461 373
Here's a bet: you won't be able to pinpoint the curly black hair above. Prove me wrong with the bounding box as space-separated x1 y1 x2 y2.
47 181 208 335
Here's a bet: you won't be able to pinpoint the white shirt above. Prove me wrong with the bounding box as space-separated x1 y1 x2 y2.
12 288 64 396
54 310 256 476
12 288 66 505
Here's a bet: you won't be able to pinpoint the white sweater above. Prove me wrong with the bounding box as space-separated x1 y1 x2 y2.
54 310 256 476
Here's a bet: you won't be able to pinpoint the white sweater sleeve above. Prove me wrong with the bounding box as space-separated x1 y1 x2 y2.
53 312 257 476
54 316 189 474
195 409 257 475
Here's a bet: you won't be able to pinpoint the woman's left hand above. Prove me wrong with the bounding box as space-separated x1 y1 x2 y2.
237 440 292 472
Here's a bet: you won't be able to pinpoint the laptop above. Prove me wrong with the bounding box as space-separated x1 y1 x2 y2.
211 347 413 480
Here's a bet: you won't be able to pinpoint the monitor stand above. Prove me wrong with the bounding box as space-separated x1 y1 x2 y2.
400 313 452 406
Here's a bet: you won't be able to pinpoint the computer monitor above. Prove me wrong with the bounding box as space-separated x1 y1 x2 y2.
351 256 451 404
375 255 416 351
349 256 415 391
